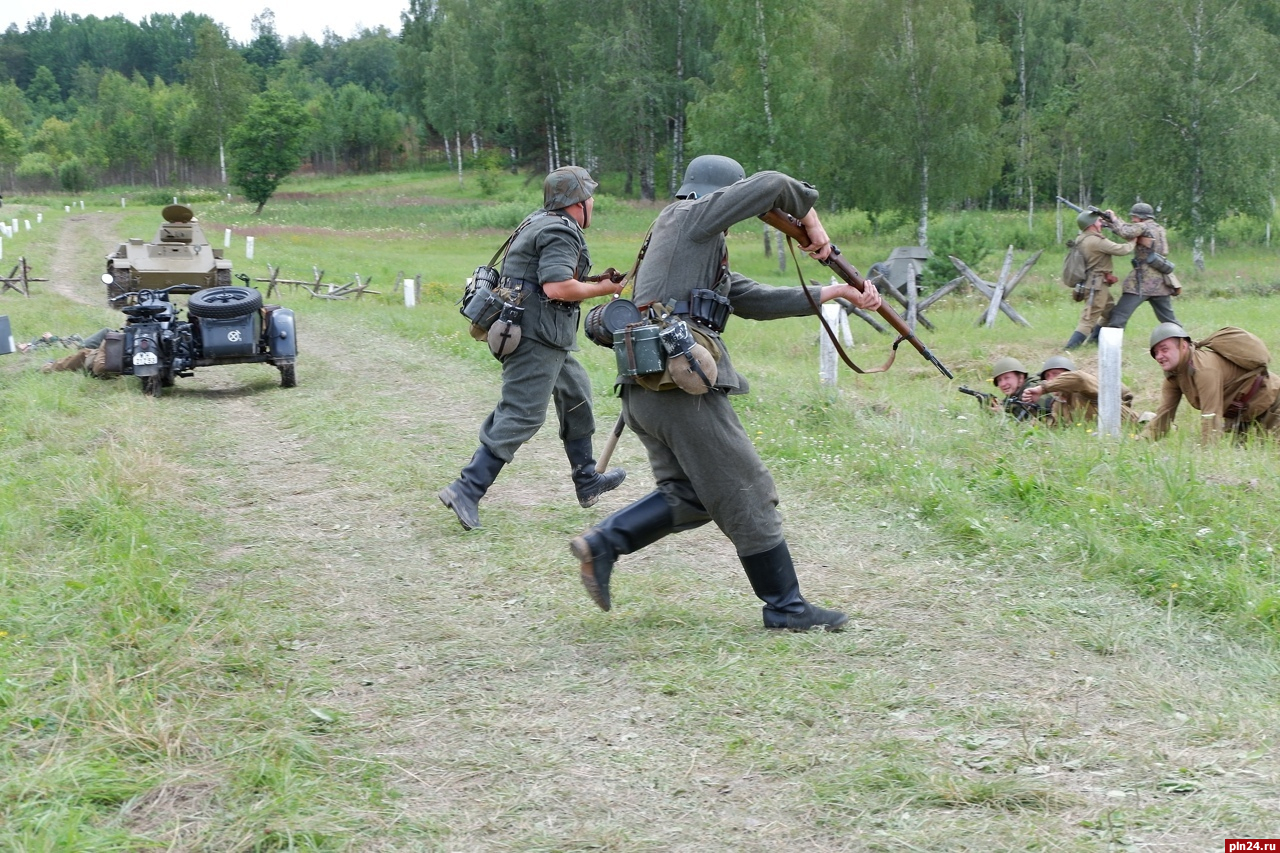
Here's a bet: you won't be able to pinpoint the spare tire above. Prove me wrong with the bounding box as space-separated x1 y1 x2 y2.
188 285 263 319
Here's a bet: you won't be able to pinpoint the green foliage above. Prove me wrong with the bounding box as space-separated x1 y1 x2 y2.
228 90 313 213
57 156 90 192
16 152 56 182
924 216 994 286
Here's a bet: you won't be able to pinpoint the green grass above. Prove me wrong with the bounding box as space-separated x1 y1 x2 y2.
2 173 1279 849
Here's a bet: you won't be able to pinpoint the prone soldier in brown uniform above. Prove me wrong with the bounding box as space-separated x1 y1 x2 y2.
1064 210 1134 350
1102 202 1181 332
1020 354 1142 425
1143 323 1280 443
569 155 882 631
439 166 628 530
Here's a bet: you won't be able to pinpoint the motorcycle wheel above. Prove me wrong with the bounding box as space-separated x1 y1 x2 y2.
279 362 297 388
141 374 163 397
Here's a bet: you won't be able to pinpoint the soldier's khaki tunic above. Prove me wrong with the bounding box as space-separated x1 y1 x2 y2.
619 171 826 556
1143 347 1280 442
1073 232 1133 336
1039 370 1139 425
477 210 597 461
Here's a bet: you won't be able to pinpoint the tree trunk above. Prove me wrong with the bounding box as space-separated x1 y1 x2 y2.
917 154 929 247
754 0 776 152
670 0 687 197
456 130 463 187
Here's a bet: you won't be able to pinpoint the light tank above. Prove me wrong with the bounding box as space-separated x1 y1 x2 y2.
104 204 233 303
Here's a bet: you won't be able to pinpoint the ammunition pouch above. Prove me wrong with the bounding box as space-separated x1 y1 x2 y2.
1072 283 1087 303
674 288 733 333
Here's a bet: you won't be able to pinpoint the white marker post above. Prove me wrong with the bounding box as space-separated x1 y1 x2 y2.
245 236 255 260
121 197 126 207
819 301 853 387
24 220 30 231
224 228 231 248
1098 327 1124 438
403 275 416 308
64 206 70 213
36 213 41 223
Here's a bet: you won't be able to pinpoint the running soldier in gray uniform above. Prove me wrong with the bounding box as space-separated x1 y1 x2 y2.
1103 202 1181 332
569 155 882 631
439 166 627 530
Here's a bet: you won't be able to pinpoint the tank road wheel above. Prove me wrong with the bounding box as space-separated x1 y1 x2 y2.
188 286 263 319
141 374 163 397
279 362 297 388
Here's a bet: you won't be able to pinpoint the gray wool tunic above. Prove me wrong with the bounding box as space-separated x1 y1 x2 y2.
620 171 826 555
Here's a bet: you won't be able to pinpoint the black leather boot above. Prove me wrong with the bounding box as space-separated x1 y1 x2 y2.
570 490 673 611
740 541 848 631
564 437 626 508
1064 331 1087 350
438 445 505 530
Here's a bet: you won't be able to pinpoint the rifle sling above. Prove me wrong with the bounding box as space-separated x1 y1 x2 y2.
785 237 897 375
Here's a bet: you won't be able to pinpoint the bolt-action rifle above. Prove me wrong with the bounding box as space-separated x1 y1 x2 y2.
1055 196 1116 227
760 208 953 379
959 385 1048 422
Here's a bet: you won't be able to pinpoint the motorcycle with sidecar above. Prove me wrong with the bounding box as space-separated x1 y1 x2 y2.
102 274 297 397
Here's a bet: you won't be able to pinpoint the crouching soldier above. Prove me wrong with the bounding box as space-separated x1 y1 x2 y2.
1144 323 1280 443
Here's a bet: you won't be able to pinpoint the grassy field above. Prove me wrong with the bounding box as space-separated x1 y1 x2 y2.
2 171 1279 850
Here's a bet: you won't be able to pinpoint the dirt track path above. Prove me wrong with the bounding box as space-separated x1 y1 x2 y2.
57 213 1280 850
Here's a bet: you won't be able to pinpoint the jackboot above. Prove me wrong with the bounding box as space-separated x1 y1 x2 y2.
570 490 672 611
740 541 848 631
438 445 505 530
1063 331 1087 350
564 437 626 508
1085 325 1102 345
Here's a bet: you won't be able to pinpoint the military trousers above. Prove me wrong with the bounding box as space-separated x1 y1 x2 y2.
1075 286 1114 336
1103 294 1178 331
621 384 783 556
478 338 595 463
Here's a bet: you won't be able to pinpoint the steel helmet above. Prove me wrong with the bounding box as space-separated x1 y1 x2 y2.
544 166 597 210
676 155 745 199
1038 355 1075 379
1129 202 1155 220
1077 210 1100 230
991 356 1028 386
1149 322 1191 355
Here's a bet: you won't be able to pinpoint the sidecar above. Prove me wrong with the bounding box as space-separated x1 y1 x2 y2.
104 281 297 396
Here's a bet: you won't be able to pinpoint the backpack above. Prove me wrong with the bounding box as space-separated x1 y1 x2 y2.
1061 238 1086 287
1197 327 1271 372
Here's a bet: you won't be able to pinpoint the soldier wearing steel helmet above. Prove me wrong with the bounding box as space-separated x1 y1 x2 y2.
439 165 628 530
1063 209 1134 350
1102 202 1182 333
1144 323 1280 443
568 155 883 632
987 356 1050 421
1020 354 1142 425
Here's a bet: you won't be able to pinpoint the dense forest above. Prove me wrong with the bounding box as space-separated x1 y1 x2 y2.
2 0 1279 261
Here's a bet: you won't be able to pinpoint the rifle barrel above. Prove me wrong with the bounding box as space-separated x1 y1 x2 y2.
1055 195 1085 214
760 208 953 379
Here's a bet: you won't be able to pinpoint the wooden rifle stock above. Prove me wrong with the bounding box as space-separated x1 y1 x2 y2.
760 208 953 379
